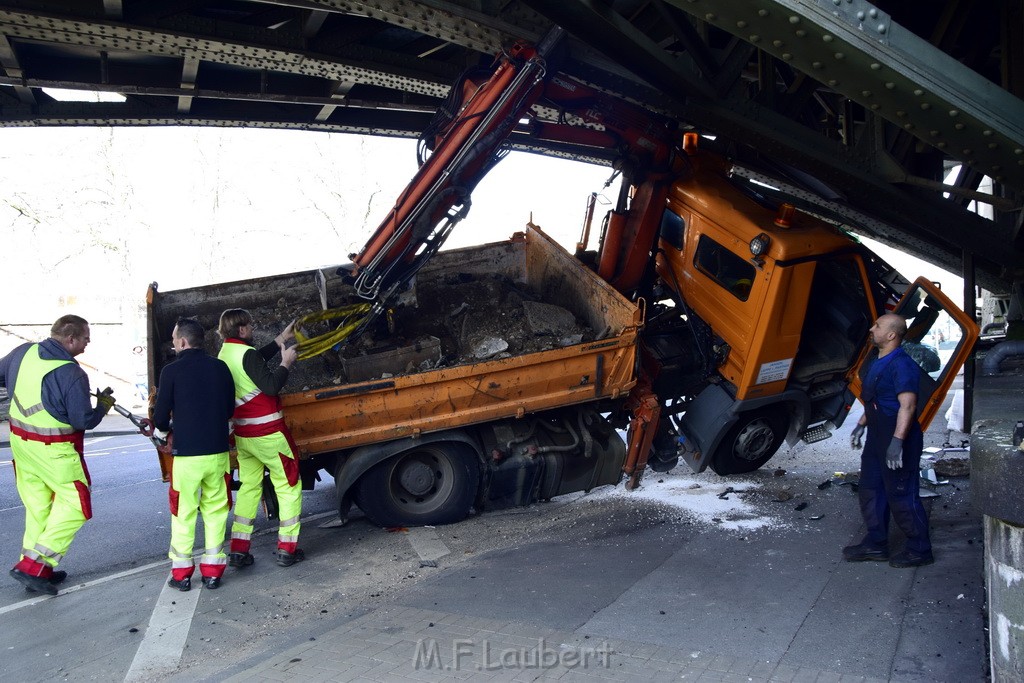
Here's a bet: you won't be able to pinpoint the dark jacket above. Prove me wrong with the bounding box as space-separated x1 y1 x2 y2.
0 338 105 430
152 348 235 457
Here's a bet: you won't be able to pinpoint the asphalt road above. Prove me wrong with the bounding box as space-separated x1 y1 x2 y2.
0 433 340 584
0 391 985 682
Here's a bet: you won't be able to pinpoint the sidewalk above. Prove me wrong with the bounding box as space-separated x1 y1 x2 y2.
220 604 896 683
211 466 984 682
223 604 869 682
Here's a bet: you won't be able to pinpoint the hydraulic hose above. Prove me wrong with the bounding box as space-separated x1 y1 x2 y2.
293 304 374 360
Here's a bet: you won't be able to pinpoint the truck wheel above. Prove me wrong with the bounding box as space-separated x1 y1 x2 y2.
355 443 479 527
711 408 787 475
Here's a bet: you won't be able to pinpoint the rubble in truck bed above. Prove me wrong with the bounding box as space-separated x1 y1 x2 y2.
249 272 596 392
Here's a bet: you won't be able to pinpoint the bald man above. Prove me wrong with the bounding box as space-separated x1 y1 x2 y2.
845 313 933 568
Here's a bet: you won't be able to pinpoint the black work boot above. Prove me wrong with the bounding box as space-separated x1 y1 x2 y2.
24 570 68 592
167 576 191 592
276 548 305 567
9 568 58 596
888 550 934 568
842 542 889 562
228 552 254 568
201 576 221 589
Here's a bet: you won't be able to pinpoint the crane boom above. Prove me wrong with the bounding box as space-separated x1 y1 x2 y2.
350 28 565 303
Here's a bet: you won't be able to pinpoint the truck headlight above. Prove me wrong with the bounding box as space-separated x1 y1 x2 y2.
749 233 771 257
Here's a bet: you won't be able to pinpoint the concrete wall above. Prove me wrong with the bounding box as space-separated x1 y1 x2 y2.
971 354 1024 681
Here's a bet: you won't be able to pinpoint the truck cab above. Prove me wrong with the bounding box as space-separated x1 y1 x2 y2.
640 146 978 475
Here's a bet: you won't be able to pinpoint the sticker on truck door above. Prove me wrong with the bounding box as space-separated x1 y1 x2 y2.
757 358 793 384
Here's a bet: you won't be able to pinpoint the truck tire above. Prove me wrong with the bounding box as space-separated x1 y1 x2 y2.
710 408 787 475
354 443 480 527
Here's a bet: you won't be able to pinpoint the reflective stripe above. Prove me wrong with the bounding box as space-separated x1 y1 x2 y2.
12 393 46 417
9 416 76 437
279 535 299 543
172 558 194 569
10 345 75 433
233 411 284 426
235 389 260 407
219 342 284 430
201 555 228 566
34 544 63 563
204 546 224 556
230 531 252 540
169 547 191 560
233 515 255 526
22 547 40 561
278 515 301 527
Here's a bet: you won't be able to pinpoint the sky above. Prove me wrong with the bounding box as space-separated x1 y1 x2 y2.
0 125 964 397
0 126 614 395
0 127 614 302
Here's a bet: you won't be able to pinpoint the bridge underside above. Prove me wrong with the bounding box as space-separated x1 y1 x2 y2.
2 0 1023 293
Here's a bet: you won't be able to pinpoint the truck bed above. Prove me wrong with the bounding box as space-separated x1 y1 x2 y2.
147 225 641 458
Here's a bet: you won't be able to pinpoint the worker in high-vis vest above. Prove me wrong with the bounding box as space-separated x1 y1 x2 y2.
151 317 236 591
217 308 304 568
0 315 114 595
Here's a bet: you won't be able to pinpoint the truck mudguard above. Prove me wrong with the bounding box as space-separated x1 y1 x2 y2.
334 428 484 506
679 384 810 473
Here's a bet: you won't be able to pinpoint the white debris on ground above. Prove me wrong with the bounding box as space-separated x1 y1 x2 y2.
585 468 790 533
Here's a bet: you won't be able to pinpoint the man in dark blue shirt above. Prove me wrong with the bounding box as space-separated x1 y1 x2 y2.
845 313 933 568
152 318 236 590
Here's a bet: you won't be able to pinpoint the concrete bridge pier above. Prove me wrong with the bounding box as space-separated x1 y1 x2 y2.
972 359 1024 681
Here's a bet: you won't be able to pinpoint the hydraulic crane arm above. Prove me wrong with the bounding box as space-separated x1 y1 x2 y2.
348 24 680 303
330 24 680 361
349 27 564 303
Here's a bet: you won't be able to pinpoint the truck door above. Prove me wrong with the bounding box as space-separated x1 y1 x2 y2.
852 278 979 430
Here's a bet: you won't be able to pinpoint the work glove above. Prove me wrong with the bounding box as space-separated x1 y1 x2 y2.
850 423 866 450
94 387 115 414
885 437 904 470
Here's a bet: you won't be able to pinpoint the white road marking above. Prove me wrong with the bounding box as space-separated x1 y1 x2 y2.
0 558 171 615
121 509 337 680
0 509 342 614
407 526 451 563
123 577 202 682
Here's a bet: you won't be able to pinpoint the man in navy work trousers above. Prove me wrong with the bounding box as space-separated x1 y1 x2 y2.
845 312 934 568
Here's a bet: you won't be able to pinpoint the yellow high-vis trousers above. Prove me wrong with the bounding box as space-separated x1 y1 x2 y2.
11 437 90 578
230 431 302 555
168 453 231 581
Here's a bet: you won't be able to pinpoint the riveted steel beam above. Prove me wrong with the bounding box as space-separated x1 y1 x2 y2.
248 0 524 53
0 7 452 98
519 0 1022 283
665 0 1024 194
0 31 34 104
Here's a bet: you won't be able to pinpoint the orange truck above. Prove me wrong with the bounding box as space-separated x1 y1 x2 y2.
145 29 978 527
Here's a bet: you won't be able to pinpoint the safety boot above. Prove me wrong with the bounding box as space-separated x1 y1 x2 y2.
888 550 934 568
276 548 305 567
842 542 889 562
167 576 191 592
9 568 58 596
228 552 254 568
23 570 68 592
201 576 221 589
